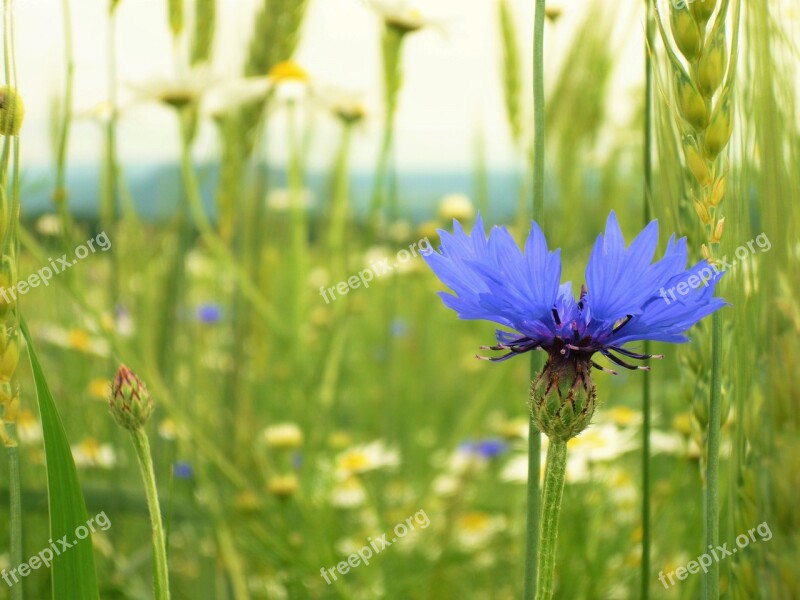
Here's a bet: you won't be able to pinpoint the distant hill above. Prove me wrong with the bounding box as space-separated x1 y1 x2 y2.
20 163 532 224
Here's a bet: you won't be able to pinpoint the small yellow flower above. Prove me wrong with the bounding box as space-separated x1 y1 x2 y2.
88 378 110 400
68 329 92 352
267 474 299 498
416 220 440 243
496 417 528 440
35 214 62 237
158 418 178 441
438 193 475 222
263 423 303 450
234 490 262 512
604 406 642 427
672 412 692 436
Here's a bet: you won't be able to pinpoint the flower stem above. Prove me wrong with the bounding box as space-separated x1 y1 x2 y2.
641 0 654 595
705 308 723 599
287 99 307 375
367 26 403 237
523 410 541 598
129 427 170 600
536 437 567 600
524 0 546 597
53 0 75 254
328 121 354 280
531 0 546 225
176 114 284 334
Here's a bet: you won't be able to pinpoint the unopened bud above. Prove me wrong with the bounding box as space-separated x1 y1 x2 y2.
0 87 24 136
109 364 153 431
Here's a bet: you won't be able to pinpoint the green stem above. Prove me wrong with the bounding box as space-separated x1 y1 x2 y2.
53 0 75 253
101 1 119 274
367 26 403 236
641 0 654 596
531 0 546 225
524 406 541 598
536 437 567 600
130 427 170 600
328 121 354 280
525 0 546 597
705 309 723 599
287 100 307 373
7 433 22 600
176 113 285 335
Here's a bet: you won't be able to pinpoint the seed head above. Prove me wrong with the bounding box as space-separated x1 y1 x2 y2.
0 87 24 136
703 94 734 159
674 69 709 130
0 327 19 383
689 0 718 28
670 5 702 62
697 26 728 98
683 136 712 187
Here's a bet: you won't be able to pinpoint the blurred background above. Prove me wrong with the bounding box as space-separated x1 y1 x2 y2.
0 0 798 598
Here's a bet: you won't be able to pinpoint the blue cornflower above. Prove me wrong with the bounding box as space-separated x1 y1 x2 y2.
461 438 509 459
173 461 194 479
424 211 726 374
196 303 223 324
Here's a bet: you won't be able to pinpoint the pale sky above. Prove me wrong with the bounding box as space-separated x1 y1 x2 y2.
14 0 646 170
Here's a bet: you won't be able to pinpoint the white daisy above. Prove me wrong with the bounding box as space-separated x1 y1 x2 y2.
71 438 117 469
335 440 400 478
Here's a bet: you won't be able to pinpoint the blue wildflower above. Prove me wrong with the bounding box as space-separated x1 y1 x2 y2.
474 438 509 459
424 211 726 373
173 461 194 479
196 303 222 324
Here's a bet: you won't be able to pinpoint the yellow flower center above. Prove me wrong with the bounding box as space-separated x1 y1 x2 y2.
338 452 371 472
268 60 309 84
458 512 490 532
68 329 92 352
